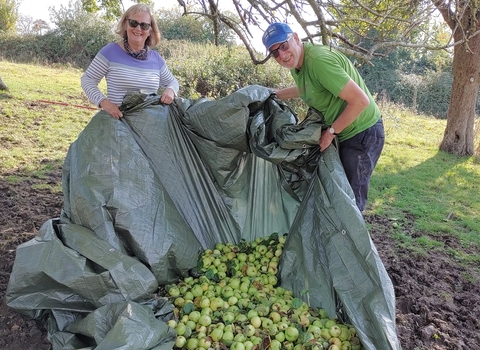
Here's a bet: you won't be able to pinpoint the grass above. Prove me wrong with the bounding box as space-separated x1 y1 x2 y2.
369 100 480 266
0 61 102 188
1 60 479 268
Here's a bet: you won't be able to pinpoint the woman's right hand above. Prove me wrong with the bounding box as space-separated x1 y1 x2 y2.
100 99 123 119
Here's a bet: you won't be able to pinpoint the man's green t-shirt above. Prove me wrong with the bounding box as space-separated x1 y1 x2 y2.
291 43 381 141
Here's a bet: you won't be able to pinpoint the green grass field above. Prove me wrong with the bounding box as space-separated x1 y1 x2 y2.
1 60 479 269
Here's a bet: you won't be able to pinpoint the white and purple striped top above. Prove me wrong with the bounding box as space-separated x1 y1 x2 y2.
81 42 180 106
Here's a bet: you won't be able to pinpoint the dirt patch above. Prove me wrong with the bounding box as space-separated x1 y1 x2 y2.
1 171 479 350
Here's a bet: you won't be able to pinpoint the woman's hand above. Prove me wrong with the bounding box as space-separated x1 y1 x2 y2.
100 99 123 119
160 88 175 104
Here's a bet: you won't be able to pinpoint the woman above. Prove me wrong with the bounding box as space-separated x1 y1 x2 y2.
81 4 179 119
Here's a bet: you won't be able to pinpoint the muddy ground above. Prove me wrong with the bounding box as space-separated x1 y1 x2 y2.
1 170 479 350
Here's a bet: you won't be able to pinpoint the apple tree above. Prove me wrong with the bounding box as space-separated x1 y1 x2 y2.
175 0 479 156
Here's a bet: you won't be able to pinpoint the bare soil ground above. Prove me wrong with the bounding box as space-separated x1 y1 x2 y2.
1 169 479 350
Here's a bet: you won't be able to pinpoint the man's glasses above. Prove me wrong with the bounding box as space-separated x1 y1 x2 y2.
269 35 292 58
127 19 151 31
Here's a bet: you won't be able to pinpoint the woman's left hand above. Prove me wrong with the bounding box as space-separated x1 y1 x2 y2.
160 88 175 104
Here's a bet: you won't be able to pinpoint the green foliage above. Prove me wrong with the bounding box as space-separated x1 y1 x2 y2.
0 0 18 33
81 0 153 21
156 6 235 45
1 1 115 68
334 1 421 45
417 70 452 118
157 40 294 101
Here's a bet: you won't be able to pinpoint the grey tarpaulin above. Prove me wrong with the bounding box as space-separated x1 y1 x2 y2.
6 85 401 349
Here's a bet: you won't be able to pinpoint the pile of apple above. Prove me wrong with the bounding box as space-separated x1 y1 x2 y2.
164 233 363 350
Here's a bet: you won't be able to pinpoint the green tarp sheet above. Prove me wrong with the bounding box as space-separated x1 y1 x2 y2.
6 86 401 349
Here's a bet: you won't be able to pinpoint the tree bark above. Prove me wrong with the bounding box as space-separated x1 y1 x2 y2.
0 76 8 91
437 3 480 156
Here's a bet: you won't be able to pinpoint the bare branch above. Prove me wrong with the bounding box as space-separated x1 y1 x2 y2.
177 0 480 64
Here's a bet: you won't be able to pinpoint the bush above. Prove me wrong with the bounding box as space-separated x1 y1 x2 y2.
157 40 293 99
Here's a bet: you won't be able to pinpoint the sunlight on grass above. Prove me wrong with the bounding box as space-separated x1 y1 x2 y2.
368 102 480 265
1 62 97 176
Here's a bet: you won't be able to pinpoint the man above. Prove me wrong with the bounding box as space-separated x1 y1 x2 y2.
262 22 385 212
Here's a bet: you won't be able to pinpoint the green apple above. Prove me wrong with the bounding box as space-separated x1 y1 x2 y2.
256 244 268 254
308 325 322 338
188 310 201 323
228 296 238 306
229 277 241 289
184 291 194 301
250 315 262 328
235 313 248 323
230 342 246 350
269 311 281 323
320 328 332 340
195 324 206 333
185 320 196 331
244 340 254 350
174 297 185 307
210 327 223 342
278 321 289 331
237 252 248 262
268 324 279 336
329 337 342 347
247 309 258 319
246 265 258 277
222 285 234 298
198 337 211 349
285 326 300 342
234 333 246 342
222 311 235 323
218 262 228 273
198 315 211 327
210 297 224 311
200 307 212 316
221 330 234 342
168 286 180 297
175 335 186 348
191 284 204 297
175 322 186 336
324 319 337 329
339 326 351 341
243 324 256 337
329 325 342 338
270 339 282 350
186 338 198 350
261 317 273 329
275 331 285 342
199 297 210 309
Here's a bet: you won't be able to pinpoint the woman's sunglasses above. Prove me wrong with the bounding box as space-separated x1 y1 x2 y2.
269 35 293 58
127 19 151 31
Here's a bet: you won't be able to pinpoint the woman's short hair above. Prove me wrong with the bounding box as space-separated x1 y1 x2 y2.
115 4 161 48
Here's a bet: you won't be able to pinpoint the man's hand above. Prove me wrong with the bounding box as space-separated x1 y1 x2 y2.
319 129 336 152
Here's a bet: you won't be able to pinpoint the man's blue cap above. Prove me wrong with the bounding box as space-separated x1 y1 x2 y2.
262 22 293 51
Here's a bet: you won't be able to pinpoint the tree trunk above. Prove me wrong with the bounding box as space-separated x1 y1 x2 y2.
0 76 8 91
439 20 480 156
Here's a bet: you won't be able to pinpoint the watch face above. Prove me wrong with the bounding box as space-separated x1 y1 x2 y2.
329 127 335 134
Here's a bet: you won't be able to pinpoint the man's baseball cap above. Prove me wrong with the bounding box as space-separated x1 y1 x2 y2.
262 22 293 51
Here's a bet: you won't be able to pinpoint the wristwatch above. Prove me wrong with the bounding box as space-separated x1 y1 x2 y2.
328 127 338 136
